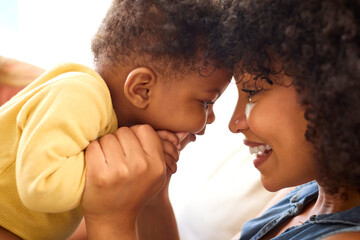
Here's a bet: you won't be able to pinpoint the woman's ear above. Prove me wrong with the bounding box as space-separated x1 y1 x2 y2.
123 67 156 109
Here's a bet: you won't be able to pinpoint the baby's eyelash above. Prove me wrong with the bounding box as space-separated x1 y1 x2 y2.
203 101 215 109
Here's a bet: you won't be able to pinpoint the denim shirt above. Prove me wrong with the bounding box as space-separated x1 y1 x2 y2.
239 181 360 240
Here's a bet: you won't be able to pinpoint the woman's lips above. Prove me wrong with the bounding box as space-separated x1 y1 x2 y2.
243 139 273 168
253 149 273 168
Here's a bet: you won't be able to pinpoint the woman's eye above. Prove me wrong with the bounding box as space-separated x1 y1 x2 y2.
241 89 260 97
241 89 261 102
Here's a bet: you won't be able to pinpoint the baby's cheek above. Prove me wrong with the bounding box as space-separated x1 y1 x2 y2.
195 112 209 131
180 110 205 133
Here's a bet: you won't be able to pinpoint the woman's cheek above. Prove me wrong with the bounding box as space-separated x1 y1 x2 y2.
245 102 256 120
247 103 272 134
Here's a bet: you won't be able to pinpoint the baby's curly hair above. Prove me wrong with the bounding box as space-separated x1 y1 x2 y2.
223 0 360 193
91 0 232 77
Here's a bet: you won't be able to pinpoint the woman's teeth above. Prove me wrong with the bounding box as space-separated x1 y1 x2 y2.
249 144 272 155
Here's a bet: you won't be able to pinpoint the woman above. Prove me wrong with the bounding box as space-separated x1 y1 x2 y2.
224 0 360 239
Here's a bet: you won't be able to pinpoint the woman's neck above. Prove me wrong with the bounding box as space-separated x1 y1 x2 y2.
312 182 360 215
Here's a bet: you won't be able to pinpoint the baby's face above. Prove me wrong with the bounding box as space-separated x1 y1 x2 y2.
147 63 232 138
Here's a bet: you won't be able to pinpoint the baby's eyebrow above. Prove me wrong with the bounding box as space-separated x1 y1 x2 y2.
204 89 221 95
204 89 223 100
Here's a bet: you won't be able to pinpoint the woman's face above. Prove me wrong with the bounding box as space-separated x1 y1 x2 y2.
228 73 317 192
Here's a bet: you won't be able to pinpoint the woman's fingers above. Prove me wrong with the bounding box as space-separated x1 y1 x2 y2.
98 133 125 168
112 127 143 158
85 140 106 175
130 125 164 158
82 125 168 220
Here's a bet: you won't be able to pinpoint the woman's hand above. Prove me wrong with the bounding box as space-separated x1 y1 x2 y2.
82 125 167 240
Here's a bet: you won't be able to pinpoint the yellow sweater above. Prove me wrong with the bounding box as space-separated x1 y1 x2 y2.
0 63 118 240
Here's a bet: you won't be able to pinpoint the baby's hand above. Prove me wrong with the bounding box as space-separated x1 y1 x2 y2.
156 131 196 175
176 132 196 151
82 125 166 238
156 130 180 175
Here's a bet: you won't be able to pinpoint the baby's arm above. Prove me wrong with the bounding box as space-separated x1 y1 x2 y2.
16 76 115 212
82 125 167 240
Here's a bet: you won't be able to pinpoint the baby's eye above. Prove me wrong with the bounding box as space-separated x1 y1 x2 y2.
203 101 215 109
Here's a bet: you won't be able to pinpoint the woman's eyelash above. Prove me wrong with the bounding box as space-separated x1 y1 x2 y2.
241 89 260 96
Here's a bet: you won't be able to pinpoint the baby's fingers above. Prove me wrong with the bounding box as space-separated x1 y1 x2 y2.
157 130 180 149
177 133 196 151
162 140 179 174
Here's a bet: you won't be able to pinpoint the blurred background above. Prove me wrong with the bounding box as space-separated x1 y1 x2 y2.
0 1 273 239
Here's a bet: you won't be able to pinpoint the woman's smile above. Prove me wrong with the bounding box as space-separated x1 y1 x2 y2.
243 139 273 168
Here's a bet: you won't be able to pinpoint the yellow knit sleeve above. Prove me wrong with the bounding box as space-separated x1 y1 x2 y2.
16 73 115 213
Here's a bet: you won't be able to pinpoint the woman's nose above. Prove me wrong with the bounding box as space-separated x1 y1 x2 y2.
229 115 248 133
228 97 249 133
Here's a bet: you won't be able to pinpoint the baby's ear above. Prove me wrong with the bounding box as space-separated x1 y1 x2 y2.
123 67 156 109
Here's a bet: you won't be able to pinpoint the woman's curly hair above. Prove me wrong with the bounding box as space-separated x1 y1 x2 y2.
91 0 232 76
223 0 360 193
